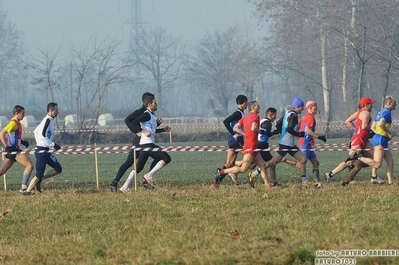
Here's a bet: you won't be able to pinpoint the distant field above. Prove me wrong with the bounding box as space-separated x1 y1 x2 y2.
1 139 398 264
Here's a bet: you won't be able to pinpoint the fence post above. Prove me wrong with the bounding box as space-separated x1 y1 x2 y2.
94 143 99 190
133 146 137 192
2 148 6 192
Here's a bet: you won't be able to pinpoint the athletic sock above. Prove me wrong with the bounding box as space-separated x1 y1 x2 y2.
252 168 260 178
313 169 320 182
121 170 135 190
22 173 31 187
147 162 164 178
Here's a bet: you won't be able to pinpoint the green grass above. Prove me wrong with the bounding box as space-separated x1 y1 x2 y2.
1 139 399 264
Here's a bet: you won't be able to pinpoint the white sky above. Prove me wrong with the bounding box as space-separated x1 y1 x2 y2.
2 0 265 56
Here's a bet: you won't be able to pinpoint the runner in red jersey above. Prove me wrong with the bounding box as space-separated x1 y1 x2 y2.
326 97 380 187
214 101 272 189
350 109 371 149
345 97 379 170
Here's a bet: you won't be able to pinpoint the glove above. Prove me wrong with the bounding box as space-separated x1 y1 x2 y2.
54 143 61 150
298 131 305 137
259 128 266 135
20 140 29 148
5 146 21 153
318 135 327 142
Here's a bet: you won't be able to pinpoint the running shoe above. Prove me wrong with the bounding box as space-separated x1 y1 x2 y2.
213 168 224 185
341 181 349 188
119 187 130 193
301 176 308 184
345 152 359 162
247 172 256 188
143 174 155 189
370 176 385 184
228 173 240 185
22 190 32 196
325 172 333 183
272 182 282 189
110 182 118 193
35 181 42 194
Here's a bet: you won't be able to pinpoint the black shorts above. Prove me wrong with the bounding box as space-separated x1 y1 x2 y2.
5 147 21 162
277 144 299 157
258 142 273 162
5 153 17 162
228 142 243 151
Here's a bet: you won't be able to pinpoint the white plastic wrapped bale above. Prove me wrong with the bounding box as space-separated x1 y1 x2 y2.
98 113 114 126
64 114 78 128
20 115 37 128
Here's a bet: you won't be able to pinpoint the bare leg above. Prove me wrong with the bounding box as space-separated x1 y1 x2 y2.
0 159 14 176
222 154 254 174
384 150 394 184
292 151 307 183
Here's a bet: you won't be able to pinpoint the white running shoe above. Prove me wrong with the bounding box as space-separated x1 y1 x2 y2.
143 174 155 189
371 176 385 184
119 187 130 193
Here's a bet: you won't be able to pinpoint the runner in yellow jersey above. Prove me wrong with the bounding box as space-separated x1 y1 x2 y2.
0 105 33 192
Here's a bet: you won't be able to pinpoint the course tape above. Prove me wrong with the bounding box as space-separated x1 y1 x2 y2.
1 142 399 155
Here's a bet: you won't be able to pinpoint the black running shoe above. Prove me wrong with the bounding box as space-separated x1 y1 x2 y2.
23 190 32 196
214 168 225 185
110 181 118 193
36 180 42 194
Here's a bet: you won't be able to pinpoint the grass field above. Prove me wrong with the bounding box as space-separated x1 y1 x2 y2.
1 139 399 265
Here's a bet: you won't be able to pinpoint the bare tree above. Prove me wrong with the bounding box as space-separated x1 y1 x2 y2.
249 0 399 123
236 39 262 101
186 27 244 116
69 39 132 143
0 7 25 112
27 46 62 105
131 27 185 111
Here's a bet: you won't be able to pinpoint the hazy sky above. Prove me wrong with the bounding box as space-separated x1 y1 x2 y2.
2 0 265 56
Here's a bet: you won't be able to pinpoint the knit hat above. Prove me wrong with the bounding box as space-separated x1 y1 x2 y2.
292 97 305 108
236 94 248 104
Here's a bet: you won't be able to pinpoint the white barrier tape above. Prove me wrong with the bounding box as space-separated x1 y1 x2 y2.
20 124 399 133
2 143 398 155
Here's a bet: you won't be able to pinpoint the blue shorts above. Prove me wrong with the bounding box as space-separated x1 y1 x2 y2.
300 144 317 160
372 134 389 148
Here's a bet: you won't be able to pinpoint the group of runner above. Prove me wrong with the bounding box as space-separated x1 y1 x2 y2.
3 93 394 193
212 95 396 189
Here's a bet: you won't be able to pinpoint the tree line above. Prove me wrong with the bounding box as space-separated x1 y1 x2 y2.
0 1 398 141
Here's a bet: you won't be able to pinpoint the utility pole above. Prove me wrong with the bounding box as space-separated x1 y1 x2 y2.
130 0 143 52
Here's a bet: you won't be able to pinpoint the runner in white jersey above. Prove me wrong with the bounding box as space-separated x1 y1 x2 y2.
24 102 62 195
129 94 171 189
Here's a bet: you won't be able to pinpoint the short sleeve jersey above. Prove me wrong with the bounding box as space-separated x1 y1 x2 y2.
374 108 392 138
297 113 316 146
